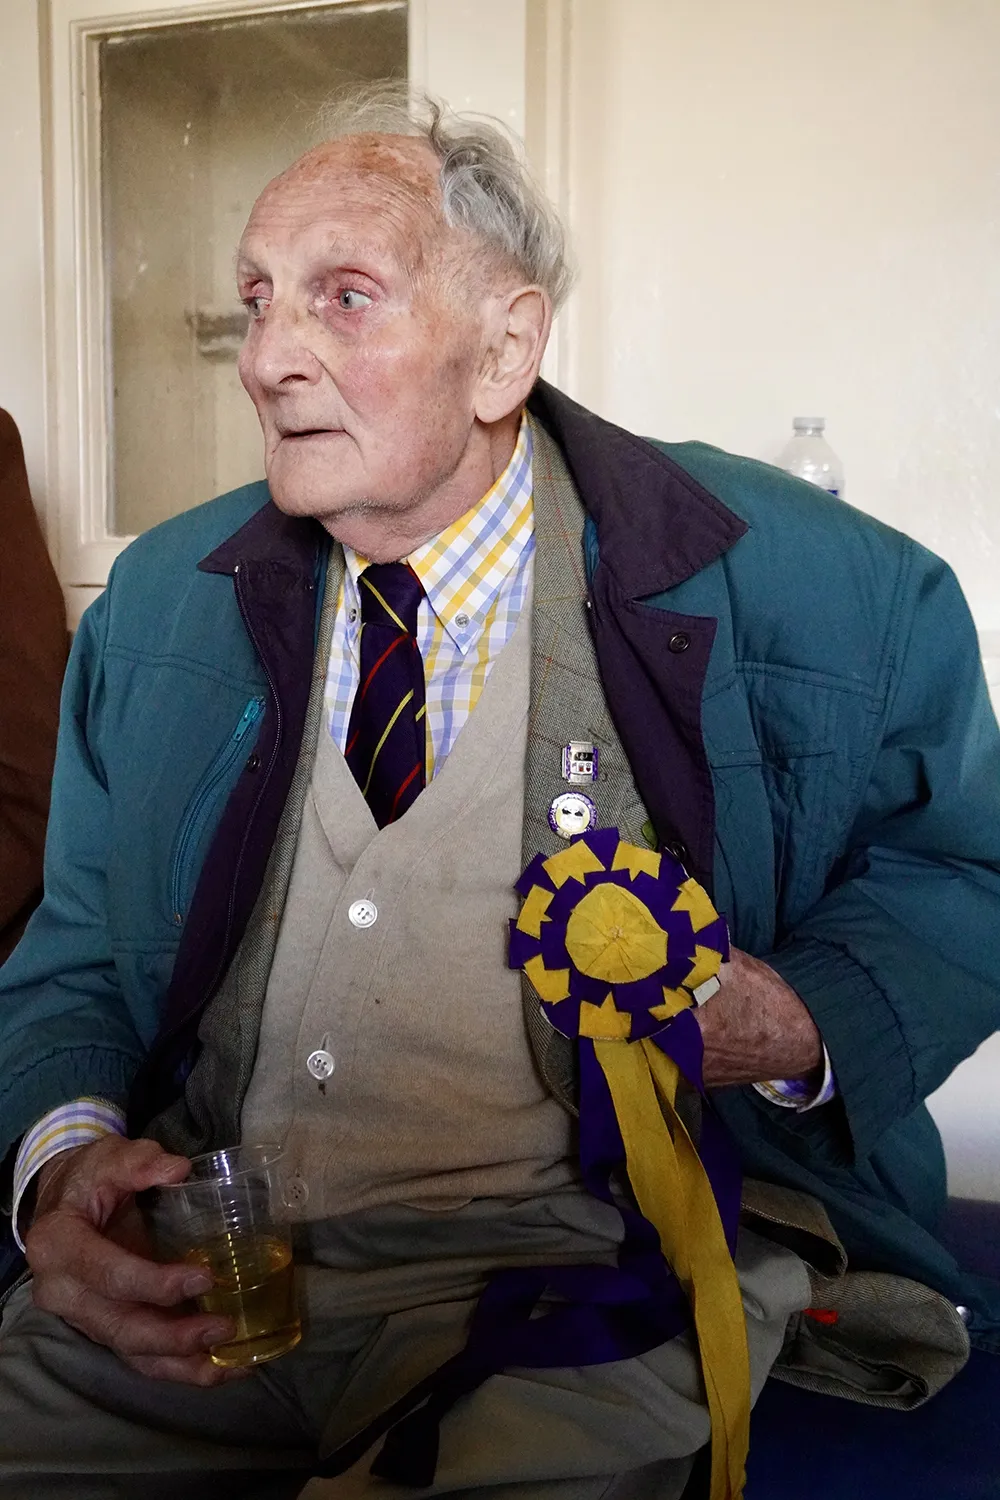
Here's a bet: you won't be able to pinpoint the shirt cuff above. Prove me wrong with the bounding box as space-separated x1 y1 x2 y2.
11 1098 127 1250
753 1045 836 1113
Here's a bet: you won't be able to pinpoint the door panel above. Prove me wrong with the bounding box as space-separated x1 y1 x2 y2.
102 5 408 537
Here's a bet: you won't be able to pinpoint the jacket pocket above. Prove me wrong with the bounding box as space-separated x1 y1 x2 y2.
773 1270 970 1408
168 695 265 924
740 1176 848 1279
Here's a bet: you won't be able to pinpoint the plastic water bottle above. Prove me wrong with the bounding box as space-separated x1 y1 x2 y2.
777 418 845 498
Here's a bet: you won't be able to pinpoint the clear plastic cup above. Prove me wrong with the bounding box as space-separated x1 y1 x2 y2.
144 1144 300 1369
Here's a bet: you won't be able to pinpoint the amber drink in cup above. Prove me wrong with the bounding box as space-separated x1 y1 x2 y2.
146 1144 300 1368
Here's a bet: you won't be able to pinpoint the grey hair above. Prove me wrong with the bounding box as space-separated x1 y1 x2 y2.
314 81 573 312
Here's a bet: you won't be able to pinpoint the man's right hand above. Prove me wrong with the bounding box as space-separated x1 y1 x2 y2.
25 1135 241 1386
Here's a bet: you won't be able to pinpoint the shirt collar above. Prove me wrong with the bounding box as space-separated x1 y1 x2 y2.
343 411 534 655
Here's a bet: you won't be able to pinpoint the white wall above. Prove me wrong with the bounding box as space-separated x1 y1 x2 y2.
561 0 1000 631
556 0 1000 1197
928 1035 1000 1200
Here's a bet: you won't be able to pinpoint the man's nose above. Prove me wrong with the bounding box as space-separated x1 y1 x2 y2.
243 301 322 391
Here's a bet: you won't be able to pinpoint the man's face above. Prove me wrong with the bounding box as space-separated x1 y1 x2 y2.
237 137 486 532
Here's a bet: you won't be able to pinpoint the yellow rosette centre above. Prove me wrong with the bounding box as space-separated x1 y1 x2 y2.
564 884 668 984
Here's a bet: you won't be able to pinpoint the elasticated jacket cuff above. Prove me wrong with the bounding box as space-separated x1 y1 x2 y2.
767 938 914 1162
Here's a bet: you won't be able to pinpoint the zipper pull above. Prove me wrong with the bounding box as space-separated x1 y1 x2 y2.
233 695 265 742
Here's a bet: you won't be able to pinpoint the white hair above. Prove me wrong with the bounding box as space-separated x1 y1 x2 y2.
315 81 573 311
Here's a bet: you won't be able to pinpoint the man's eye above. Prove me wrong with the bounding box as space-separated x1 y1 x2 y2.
338 289 372 311
245 295 271 320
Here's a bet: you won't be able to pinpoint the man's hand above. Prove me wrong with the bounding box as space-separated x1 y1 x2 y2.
694 946 823 1088
25 1135 241 1386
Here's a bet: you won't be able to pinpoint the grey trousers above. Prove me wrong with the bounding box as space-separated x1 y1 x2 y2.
0 1197 810 1500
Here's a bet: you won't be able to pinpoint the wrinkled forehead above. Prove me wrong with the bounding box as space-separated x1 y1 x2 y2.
240 134 450 275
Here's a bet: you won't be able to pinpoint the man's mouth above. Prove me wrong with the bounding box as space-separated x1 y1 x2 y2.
280 427 342 440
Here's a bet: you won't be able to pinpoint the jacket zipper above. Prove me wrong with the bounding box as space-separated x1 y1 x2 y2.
200 563 287 1000
148 561 310 1071
170 694 265 923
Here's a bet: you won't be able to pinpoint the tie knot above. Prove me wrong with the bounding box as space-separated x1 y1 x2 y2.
359 562 424 635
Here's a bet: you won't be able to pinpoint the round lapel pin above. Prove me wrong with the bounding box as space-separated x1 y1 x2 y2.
548 791 597 840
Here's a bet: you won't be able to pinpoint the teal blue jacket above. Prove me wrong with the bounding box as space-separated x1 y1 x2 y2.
2 386 999 1342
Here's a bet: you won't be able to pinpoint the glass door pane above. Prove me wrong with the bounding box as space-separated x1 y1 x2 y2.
101 2 407 536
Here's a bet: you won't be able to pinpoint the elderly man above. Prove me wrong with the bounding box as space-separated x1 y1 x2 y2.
0 90 998 1500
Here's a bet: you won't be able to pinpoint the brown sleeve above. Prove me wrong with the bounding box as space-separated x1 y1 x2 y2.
0 409 67 963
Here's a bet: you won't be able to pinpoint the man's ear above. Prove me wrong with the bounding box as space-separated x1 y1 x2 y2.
474 286 552 425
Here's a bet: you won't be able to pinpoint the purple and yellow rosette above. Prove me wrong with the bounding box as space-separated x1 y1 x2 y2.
509 826 730 1035
509 826 750 1500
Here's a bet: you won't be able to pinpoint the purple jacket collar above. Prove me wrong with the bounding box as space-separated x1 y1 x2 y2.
526 382 746 595
198 496 324 578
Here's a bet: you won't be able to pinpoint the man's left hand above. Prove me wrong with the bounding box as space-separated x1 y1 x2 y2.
694 947 823 1088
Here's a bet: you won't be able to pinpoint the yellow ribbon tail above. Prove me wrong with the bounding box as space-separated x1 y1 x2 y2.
593 1036 750 1500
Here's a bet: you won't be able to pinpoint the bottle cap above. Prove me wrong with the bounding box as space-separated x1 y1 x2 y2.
793 417 825 432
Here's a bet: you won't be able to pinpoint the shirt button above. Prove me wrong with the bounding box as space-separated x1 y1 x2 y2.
306 1048 335 1080
348 898 378 928
668 631 691 654
281 1171 310 1208
454 612 470 631
348 607 358 623
666 838 689 865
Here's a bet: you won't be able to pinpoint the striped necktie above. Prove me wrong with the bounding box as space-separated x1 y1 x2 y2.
345 562 427 828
